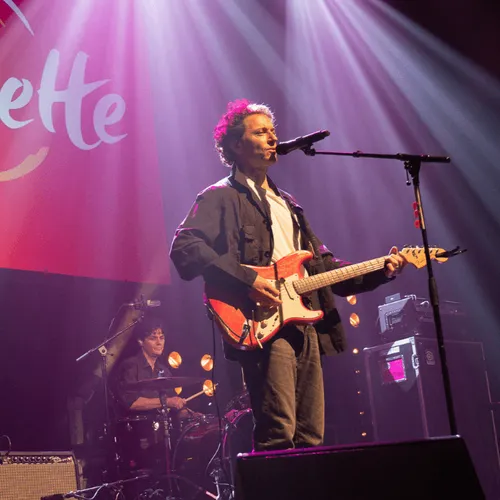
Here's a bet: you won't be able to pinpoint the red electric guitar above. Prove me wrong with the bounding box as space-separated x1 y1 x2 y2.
205 246 449 350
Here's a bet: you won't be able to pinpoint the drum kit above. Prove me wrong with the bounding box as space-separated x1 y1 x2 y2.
112 376 253 500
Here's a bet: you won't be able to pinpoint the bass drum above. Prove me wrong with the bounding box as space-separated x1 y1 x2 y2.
222 408 253 485
172 410 253 499
114 414 166 476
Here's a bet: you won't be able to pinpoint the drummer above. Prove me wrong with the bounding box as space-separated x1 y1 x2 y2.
113 317 187 414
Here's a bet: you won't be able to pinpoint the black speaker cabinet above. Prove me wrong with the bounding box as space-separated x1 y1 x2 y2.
235 436 483 500
364 336 500 499
0 451 78 500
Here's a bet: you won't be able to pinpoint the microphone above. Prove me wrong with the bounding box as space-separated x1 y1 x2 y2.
125 297 161 309
276 130 330 155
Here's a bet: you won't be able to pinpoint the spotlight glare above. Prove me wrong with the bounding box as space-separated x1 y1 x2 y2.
201 354 214 371
203 379 216 397
349 313 360 327
168 351 182 369
346 295 357 305
352 348 359 354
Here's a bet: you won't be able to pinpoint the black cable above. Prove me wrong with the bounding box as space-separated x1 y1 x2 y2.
106 303 127 339
0 434 12 462
206 302 246 343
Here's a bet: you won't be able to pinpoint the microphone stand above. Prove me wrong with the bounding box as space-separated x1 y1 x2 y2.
75 311 145 477
302 146 463 436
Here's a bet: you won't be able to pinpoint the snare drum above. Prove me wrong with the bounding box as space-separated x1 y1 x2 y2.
224 390 251 413
114 414 166 475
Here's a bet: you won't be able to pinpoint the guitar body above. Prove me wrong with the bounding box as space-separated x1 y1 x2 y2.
204 245 447 351
205 250 323 350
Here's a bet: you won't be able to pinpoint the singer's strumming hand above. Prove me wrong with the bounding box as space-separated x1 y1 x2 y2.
249 275 282 307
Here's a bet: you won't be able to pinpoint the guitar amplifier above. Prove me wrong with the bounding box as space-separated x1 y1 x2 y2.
377 294 468 340
0 451 79 500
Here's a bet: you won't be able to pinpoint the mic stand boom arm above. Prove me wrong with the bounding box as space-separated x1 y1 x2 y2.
75 312 145 475
303 146 461 436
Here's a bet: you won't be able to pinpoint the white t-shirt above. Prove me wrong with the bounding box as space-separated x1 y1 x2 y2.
235 170 299 262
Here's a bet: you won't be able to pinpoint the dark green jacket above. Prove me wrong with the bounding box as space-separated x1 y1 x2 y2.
170 170 390 358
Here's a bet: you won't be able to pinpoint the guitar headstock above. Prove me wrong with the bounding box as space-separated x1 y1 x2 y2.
400 246 448 269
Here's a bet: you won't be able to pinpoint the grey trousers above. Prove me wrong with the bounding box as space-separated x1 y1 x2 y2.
240 325 325 451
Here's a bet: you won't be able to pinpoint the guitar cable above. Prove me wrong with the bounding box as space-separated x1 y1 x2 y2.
0 434 12 464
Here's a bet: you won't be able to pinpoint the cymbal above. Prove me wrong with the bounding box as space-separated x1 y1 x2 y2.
125 376 205 391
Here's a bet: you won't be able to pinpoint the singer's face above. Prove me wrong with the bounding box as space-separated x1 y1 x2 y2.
234 114 278 172
141 328 165 358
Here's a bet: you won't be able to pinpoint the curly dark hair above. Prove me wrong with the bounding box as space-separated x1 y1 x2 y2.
213 98 275 167
135 316 163 341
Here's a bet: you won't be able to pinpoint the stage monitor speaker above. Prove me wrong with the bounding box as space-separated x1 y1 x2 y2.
364 336 500 498
235 436 484 500
0 451 78 500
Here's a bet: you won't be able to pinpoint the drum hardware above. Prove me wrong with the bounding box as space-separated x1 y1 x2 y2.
44 472 151 499
76 310 147 481
224 390 250 414
114 386 219 499
156 390 174 498
112 391 253 499
209 458 234 500
170 406 253 500
125 376 205 391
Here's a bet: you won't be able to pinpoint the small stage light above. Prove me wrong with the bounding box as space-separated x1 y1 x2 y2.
349 313 360 327
346 295 357 305
168 351 182 368
201 354 214 371
203 379 215 396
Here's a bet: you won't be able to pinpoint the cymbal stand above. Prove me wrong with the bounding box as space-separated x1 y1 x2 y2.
155 394 218 499
158 391 176 499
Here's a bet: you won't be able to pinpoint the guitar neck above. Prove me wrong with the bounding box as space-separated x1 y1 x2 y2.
294 256 387 295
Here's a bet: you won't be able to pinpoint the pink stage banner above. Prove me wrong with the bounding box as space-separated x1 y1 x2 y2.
0 0 169 284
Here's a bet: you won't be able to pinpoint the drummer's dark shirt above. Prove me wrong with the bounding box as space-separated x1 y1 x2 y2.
113 350 174 413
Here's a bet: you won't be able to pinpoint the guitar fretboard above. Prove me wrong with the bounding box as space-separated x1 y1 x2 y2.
293 257 386 295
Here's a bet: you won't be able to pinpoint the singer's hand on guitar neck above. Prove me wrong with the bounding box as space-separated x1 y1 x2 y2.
249 275 282 307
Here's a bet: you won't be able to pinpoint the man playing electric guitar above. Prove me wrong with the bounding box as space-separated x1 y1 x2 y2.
170 99 408 451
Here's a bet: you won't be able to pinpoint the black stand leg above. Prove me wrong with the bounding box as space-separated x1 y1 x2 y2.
159 391 177 499
405 158 458 436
